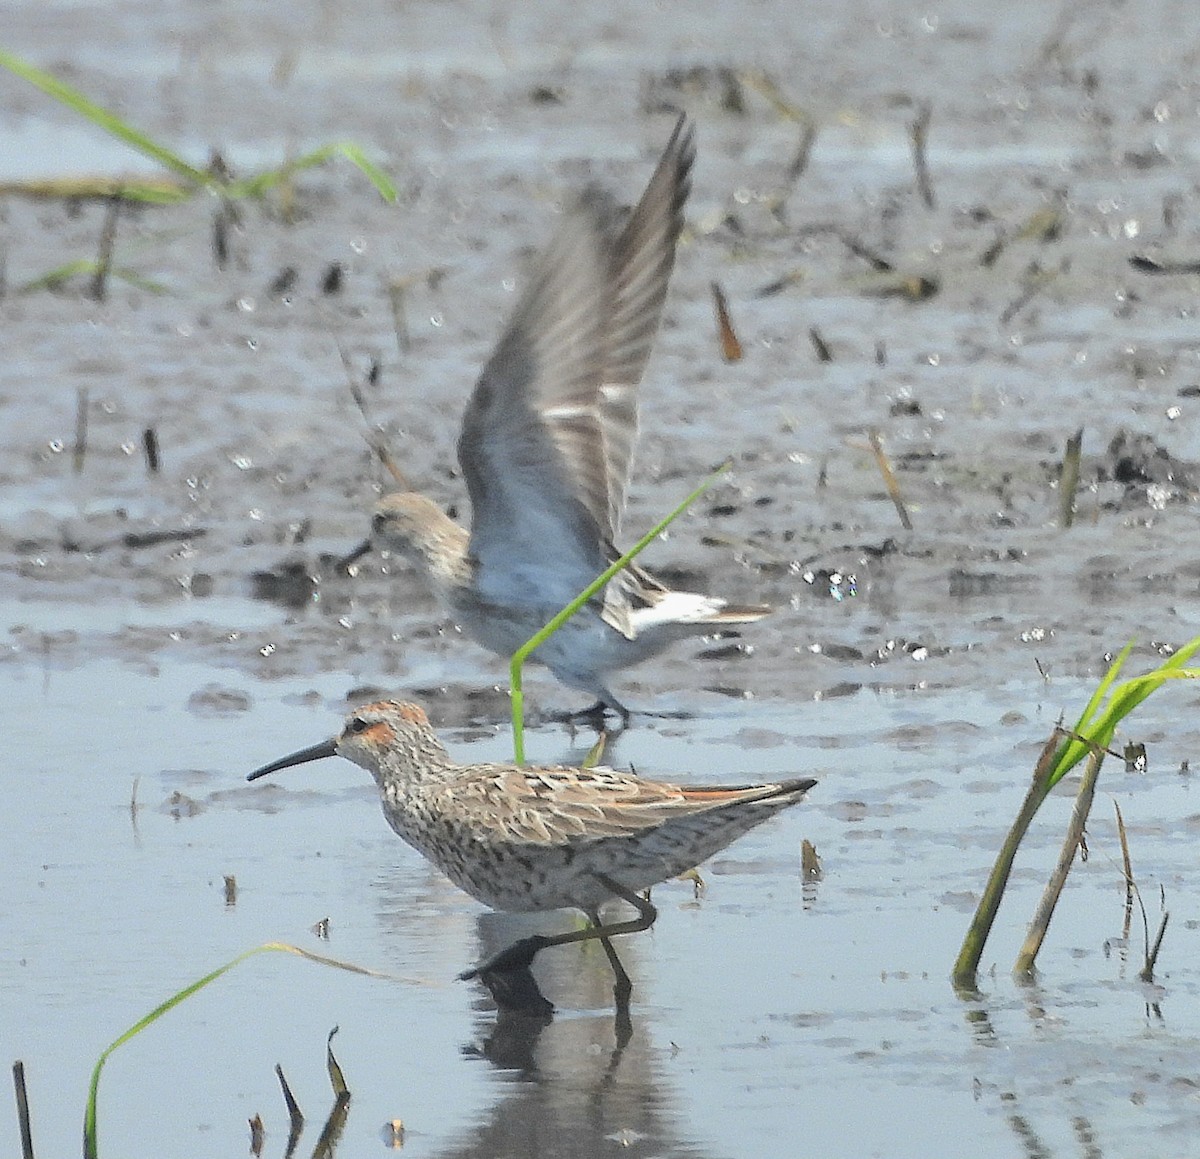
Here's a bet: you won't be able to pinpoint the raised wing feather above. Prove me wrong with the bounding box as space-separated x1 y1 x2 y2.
600 114 694 532
458 191 618 608
457 116 694 610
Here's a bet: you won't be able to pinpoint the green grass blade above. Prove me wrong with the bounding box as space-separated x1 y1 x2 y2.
16 261 170 296
1048 638 1200 789
1048 641 1134 784
508 461 732 763
17 259 97 293
334 142 398 202
224 142 397 203
0 47 213 189
83 942 385 1159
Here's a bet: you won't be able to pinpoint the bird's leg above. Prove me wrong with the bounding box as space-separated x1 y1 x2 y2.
458 874 657 986
588 915 632 1000
459 934 553 980
588 914 636 1048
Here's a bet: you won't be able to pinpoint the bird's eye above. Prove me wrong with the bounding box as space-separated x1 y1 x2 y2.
347 717 369 735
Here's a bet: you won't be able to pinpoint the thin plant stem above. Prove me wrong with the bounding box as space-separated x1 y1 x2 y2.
1013 746 1104 975
509 461 731 763
952 730 1060 990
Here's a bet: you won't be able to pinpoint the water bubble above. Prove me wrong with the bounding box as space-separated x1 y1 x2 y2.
48 439 64 453
350 237 366 254
260 643 276 657
121 442 136 456
237 297 256 313
430 313 444 327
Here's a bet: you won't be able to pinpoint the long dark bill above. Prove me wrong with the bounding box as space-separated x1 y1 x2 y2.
247 738 339 781
336 538 372 573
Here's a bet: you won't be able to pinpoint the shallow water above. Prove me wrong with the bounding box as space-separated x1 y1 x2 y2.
5 1 1200 1156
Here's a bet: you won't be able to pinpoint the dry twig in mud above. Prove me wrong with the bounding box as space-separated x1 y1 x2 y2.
710 281 742 362
866 430 913 531
1057 428 1083 529
311 1028 351 1159
12 1061 34 1159
336 343 407 488
1142 911 1170 983
908 101 936 210
808 326 832 363
1114 800 1134 945
1114 801 1171 984
1000 258 1068 325
142 428 160 475
1129 254 1200 276
73 387 89 475
275 1063 305 1158
389 281 411 355
785 120 819 185
90 195 121 301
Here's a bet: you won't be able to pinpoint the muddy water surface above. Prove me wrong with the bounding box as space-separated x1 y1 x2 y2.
4 2 1200 1156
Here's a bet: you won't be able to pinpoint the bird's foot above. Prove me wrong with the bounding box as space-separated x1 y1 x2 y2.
550 700 630 731
459 934 552 981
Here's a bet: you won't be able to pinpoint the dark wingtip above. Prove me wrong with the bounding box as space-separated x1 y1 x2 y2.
247 737 339 781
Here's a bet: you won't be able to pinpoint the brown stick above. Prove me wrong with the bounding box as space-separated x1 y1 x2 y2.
142 427 161 475
275 1063 304 1158
1114 800 1134 946
868 429 912 530
1140 911 1170 982
89 195 121 301
710 282 743 362
1058 428 1083 529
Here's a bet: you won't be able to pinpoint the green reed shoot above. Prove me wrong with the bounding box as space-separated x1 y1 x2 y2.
84 941 385 1159
0 48 396 205
952 635 1200 989
509 461 732 763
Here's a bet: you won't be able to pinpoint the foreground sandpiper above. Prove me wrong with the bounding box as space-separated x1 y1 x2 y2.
248 700 816 997
351 115 770 722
